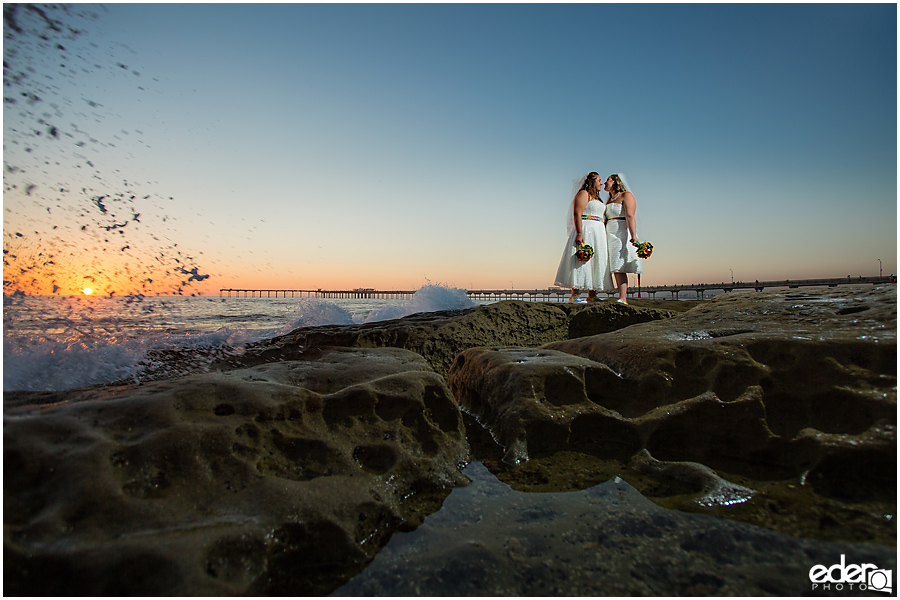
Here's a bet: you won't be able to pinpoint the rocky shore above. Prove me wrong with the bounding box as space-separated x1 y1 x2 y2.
4 287 896 595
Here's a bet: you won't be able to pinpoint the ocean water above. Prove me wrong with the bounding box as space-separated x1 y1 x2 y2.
3 284 478 393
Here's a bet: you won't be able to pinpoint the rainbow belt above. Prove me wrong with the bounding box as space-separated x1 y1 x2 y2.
607 217 625 221
581 215 603 222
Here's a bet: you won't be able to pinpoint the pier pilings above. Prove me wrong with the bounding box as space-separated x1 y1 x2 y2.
218 277 894 301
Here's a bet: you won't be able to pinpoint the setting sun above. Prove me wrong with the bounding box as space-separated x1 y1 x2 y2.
83 288 93 295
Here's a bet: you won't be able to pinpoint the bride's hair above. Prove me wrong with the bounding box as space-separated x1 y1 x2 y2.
579 172 601 199
609 174 627 196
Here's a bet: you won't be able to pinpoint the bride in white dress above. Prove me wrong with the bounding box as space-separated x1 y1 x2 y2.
603 173 642 304
553 172 614 302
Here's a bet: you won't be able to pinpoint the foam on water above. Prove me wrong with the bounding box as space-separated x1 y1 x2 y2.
3 285 476 392
3 325 253 392
363 285 474 323
269 300 355 336
4 335 144 392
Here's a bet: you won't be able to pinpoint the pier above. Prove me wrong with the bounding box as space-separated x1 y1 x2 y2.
638 276 894 300
220 276 894 302
217 288 414 299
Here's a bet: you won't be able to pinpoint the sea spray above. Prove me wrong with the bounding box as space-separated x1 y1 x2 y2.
3 326 249 392
270 299 355 336
5 293 250 392
4 335 143 392
3 5 209 298
364 285 474 322
3 285 478 392
270 285 474 332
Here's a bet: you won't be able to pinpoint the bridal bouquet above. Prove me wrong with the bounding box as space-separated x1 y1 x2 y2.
575 243 594 262
632 240 653 259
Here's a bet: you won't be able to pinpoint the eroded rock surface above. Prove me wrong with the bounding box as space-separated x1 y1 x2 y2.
450 286 896 510
214 300 675 380
567 299 677 338
4 347 468 595
448 347 639 465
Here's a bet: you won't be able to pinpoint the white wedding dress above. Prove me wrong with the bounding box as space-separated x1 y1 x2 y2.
605 202 643 274
554 199 614 291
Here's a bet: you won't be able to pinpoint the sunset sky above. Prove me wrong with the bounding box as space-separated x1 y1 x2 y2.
3 3 896 296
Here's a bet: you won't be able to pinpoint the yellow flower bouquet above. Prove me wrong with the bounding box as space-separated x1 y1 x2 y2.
575 243 594 262
633 241 653 259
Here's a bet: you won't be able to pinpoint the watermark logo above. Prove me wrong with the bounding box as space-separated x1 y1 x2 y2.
809 554 893 593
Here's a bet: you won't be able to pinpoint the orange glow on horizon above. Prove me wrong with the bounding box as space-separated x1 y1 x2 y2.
2 248 216 297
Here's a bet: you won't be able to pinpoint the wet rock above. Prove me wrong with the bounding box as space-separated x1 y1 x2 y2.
549 286 895 412
448 347 639 465
568 300 676 338
448 348 780 471
451 286 896 503
629 449 756 508
633 387 779 468
215 300 674 380
790 424 897 503
4 347 468 595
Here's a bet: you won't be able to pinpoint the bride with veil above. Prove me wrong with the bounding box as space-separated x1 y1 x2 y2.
603 173 643 304
553 172 613 302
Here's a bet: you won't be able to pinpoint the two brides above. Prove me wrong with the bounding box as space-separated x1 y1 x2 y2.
553 172 643 303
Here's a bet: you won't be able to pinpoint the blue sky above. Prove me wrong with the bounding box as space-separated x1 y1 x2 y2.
3 3 896 294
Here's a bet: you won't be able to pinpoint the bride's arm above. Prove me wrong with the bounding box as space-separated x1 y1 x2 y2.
623 192 639 244
573 191 589 245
